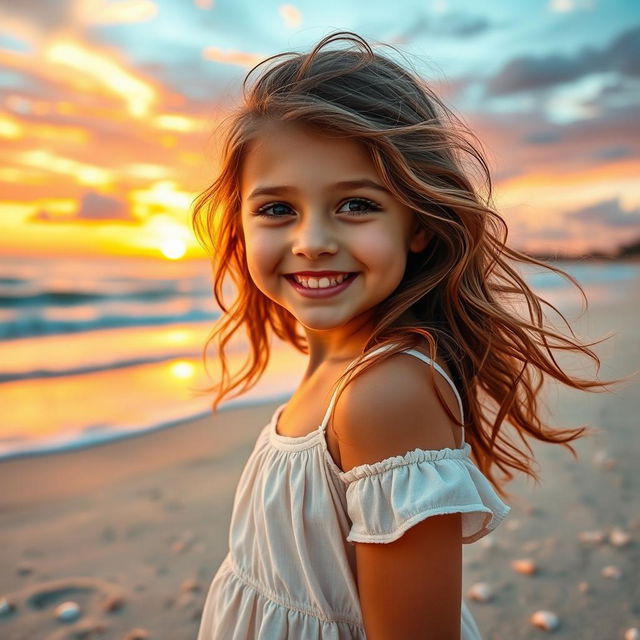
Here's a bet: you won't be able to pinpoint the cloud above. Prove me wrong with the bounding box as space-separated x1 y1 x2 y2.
548 0 593 13
279 4 302 29
593 145 632 160
31 191 137 223
77 191 135 220
439 13 491 37
486 25 640 96
74 0 158 26
524 130 563 145
202 46 264 67
392 11 491 43
0 1 72 31
565 197 640 228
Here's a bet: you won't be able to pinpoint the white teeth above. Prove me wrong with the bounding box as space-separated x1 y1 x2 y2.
292 273 349 288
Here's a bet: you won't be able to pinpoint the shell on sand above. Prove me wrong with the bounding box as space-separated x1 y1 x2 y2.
601 565 622 579
0 597 15 616
54 601 81 621
511 558 538 575
609 527 632 547
171 530 196 553
530 610 560 631
181 578 202 593
467 582 494 603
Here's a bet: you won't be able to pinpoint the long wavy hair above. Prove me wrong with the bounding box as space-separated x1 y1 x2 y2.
192 31 623 499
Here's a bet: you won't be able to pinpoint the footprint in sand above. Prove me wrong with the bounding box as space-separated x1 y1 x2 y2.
1 576 128 639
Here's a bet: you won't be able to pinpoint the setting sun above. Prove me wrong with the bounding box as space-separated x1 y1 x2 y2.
160 237 186 259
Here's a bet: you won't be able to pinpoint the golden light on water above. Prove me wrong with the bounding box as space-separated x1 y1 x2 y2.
0 114 23 139
170 361 196 380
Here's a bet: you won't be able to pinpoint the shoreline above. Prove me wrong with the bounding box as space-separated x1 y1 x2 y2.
0 401 282 509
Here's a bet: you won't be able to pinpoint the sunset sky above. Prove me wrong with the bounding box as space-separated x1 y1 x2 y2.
0 0 638 258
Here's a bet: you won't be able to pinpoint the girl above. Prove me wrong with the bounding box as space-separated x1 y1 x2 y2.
193 31 615 639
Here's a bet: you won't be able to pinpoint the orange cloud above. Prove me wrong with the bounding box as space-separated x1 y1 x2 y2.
15 149 113 186
44 39 158 116
153 114 203 133
73 0 158 25
496 158 640 218
202 46 264 67
279 4 302 28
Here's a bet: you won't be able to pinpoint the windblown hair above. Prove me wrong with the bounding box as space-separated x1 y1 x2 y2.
192 31 620 499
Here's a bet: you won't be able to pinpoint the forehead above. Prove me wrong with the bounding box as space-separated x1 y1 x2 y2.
240 121 379 197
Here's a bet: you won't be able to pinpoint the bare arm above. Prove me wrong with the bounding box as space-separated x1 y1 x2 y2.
353 513 462 639
335 352 463 639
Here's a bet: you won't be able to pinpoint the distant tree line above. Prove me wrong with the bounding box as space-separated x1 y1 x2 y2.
525 236 640 261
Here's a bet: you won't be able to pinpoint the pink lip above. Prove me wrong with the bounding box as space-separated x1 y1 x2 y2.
285 273 358 298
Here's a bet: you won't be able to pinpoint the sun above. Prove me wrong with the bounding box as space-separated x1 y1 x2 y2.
160 237 186 260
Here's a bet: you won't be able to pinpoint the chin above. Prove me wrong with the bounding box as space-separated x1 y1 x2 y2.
294 313 352 332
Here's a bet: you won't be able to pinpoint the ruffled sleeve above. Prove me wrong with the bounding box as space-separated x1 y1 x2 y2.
338 442 511 544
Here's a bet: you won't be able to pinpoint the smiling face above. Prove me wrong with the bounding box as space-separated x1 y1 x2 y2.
239 120 428 348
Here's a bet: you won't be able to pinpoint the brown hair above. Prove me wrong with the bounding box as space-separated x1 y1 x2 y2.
192 31 626 499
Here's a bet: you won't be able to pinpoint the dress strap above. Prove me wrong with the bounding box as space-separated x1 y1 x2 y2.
400 348 465 444
319 344 465 446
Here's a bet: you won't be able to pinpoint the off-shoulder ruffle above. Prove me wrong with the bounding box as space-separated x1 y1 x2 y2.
341 444 510 544
338 442 474 483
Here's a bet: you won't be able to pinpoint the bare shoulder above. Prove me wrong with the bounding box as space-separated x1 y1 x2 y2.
334 348 462 472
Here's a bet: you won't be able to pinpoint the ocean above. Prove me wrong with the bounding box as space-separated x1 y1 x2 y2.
0 255 637 460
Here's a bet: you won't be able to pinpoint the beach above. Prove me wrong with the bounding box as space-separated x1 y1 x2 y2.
1 274 639 639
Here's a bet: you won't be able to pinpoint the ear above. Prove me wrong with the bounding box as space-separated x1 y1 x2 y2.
408 220 430 253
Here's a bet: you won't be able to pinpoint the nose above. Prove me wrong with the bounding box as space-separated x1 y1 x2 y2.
290 214 338 259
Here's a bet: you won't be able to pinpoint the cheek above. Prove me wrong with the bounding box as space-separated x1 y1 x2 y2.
351 227 407 276
243 231 281 284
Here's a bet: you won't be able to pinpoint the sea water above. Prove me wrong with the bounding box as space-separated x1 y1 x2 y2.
0 255 636 460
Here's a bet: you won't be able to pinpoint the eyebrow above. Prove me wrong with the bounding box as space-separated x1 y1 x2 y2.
247 179 391 200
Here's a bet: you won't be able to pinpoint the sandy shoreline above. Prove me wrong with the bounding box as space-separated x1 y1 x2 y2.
1 290 639 638
0 402 281 639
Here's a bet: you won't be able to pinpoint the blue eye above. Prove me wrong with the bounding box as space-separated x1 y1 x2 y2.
255 202 292 217
338 198 382 215
255 198 381 218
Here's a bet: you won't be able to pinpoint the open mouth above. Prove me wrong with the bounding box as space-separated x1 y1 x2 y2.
284 272 359 296
285 272 358 288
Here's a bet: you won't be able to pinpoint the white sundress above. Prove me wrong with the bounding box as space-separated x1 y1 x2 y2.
198 344 511 639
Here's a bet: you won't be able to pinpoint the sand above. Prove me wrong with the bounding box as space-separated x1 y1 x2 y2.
1 288 639 639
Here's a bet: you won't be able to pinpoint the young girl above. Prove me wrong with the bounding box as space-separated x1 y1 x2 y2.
193 31 613 639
